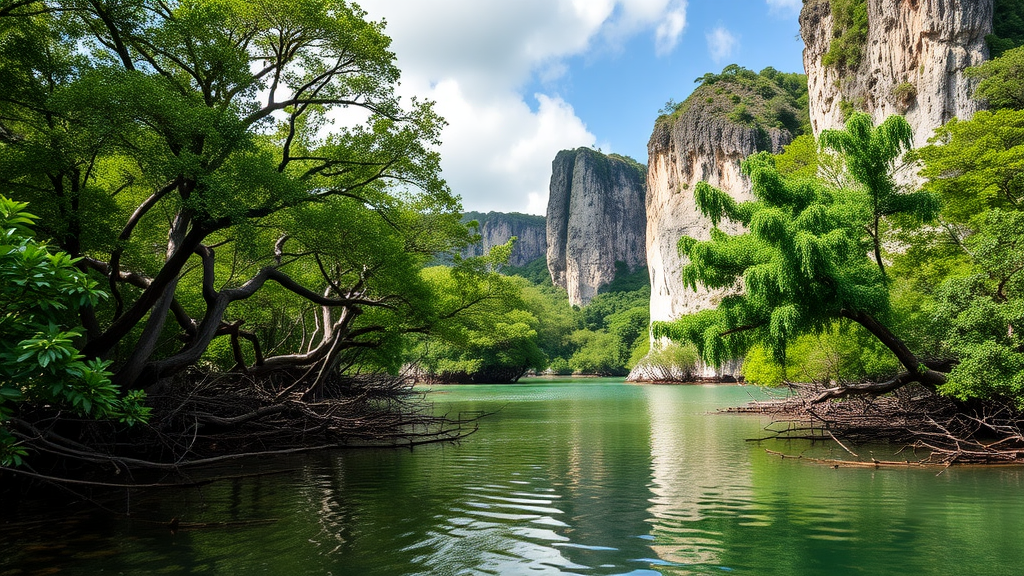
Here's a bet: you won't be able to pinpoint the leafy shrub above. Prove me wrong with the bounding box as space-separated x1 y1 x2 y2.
1 196 149 466
987 0 1024 57
822 0 869 71
892 82 917 109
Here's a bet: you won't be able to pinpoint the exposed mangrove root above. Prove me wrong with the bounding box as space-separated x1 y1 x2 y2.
726 382 1024 466
5 370 480 486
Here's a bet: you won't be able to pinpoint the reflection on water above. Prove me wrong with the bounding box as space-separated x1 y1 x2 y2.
2 379 1024 576
645 385 757 571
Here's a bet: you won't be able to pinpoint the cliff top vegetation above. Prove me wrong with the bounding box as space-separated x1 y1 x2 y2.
655 64 811 140
606 152 646 173
559 147 647 176
553 147 647 192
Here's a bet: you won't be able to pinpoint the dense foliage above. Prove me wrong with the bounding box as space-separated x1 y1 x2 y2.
909 77 1024 404
419 253 653 379
988 0 1024 57
0 197 148 465
819 114 939 274
413 264 546 383
965 45 1024 111
821 0 869 71
658 65 810 139
503 255 551 286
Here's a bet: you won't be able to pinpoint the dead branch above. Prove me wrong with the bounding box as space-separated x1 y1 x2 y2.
727 382 1024 466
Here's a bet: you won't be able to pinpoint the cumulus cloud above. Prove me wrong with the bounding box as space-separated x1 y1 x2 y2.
358 0 689 214
428 84 595 213
765 0 803 16
655 5 687 56
706 26 739 64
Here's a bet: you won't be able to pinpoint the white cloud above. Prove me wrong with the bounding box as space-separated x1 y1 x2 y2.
655 6 687 56
358 0 689 214
766 0 802 16
706 26 739 64
429 85 596 214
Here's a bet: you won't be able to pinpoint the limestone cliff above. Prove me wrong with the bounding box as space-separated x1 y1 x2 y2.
801 0 992 145
546 148 647 306
645 71 803 348
461 212 546 267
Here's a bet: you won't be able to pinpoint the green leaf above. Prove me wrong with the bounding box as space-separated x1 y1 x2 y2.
0 388 23 400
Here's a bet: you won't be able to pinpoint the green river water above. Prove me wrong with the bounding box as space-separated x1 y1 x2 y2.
2 378 1023 575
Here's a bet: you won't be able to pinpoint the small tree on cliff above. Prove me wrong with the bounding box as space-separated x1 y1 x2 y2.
655 134 947 401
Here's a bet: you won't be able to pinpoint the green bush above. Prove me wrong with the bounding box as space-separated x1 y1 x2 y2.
892 81 917 109
568 330 625 376
547 357 573 375
742 321 901 387
1 196 149 466
987 0 1024 57
822 0 869 71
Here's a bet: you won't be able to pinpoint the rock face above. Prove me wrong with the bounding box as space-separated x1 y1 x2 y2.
636 70 804 380
801 0 992 145
546 148 647 306
461 212 546 267
646 90 795 334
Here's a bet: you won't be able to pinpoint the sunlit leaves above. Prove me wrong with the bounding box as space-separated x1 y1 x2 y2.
1 196 148 466
965 45 1024 111
414 265 546 382
819 113 938 275
919 109 1024 224
749 207 788 245
694 181 742 226
664 119 919 367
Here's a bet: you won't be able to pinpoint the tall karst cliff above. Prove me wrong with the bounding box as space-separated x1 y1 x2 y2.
546 148 647 306
645 68 809 347
638 1 1003 380
461 211 546 267
800 0 992 145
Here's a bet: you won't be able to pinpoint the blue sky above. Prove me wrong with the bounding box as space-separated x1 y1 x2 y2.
359 1 805 215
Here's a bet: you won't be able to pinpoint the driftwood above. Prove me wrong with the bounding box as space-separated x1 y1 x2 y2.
726 382 1024 466
764 449 929 468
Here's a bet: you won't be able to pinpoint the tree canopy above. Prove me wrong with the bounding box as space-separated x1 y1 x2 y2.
0 0 500 469
0 0 468 392
657 115 948 401
819 113 938 274
965 45 1024 111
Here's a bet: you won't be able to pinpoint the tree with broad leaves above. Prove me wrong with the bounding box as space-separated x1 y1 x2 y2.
0 196 149 466
0 0 473 396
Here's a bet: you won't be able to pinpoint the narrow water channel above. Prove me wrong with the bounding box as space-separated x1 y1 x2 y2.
3 379 1022 575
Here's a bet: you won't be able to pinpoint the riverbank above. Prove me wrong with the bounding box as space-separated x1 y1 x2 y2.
725 382 1024 466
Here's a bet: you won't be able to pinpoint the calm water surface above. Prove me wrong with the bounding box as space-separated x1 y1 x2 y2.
3 378 1023 575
